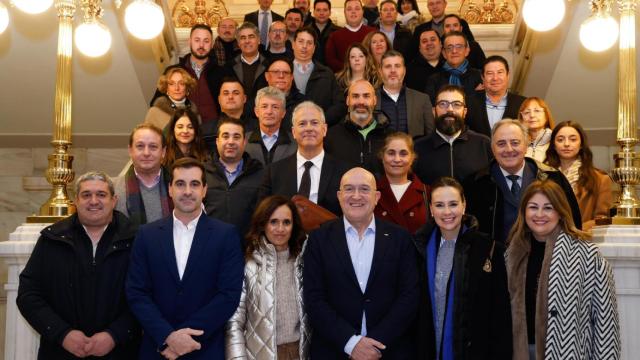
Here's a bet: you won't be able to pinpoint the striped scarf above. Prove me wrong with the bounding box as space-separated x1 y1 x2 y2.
443 59 469 87
125 164 172 229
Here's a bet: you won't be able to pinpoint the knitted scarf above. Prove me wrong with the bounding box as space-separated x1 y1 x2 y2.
124 164 172 228
561 158 582 193
443 59 469 87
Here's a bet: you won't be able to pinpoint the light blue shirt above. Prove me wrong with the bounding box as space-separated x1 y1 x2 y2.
342 216 376 356
261 130 279 151
486 93 508 130
219 158 244 185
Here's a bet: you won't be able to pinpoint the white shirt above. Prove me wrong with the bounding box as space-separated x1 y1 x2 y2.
172 210 201 279
343 216 376 356
500 164 525 190
390 182 411 202
296 150 324 204
382 86 400 102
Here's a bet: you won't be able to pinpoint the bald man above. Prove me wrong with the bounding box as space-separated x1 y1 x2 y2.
304 167 419 359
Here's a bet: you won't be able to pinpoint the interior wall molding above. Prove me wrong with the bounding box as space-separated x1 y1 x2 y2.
0 134 130 148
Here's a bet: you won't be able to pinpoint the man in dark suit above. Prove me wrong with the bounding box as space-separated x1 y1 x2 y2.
126 158 244 359
304 167 419 359
243 0 284 46
378 0 412 57
466 55 526 137
260 101 348 215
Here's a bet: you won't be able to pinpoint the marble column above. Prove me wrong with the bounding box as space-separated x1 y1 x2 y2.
592 225 640 360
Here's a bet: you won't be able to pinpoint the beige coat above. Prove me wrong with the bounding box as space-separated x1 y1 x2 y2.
577 169 613 225
143 96 199 131
225 239 309 360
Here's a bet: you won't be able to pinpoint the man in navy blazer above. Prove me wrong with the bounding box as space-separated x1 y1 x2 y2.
126 158 244 359
304 167 419 359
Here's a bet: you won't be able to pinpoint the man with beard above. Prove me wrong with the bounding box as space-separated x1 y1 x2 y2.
205 116 265 236
376 50 433 138
406 29 445 92
325 79 393 175
413 85 492 185
212 18 240 66
151 24 224 123
264 21 293 60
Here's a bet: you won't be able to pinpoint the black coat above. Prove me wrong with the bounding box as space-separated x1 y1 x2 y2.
406 56 444 93
424 67 483 104
310 19 342 66
243 10 284 27
413 129 492 185
377 23 413 59
204 153 264 236
463 158 582 243
413 216 512 360
17 212 140 359
324 113 393 176
299 61 347 125
465 91 527 137
304 218 419 359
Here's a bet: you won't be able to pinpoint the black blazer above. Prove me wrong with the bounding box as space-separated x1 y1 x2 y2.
466 91 527 137
243 10 284 27
259 152 349 215
304 218 419 359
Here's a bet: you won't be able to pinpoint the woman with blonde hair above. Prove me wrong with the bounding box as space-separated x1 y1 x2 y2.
507 180 619 360
336 43 381 96
362 30 392 67
145 66 199 130
517 97 555 162
226 195 309 360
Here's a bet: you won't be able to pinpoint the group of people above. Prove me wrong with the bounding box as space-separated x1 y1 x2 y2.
15 0 621 359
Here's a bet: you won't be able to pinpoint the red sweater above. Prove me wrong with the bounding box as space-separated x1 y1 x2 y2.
324 25 375 72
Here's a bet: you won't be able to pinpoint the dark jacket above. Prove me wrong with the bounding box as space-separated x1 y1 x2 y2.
324 113 394 176
226 53 268 101
466 91 527 137
378 23 412 59
413 215 512 360
406 56 444 93
300 61 347 125
424 67 483 104
310 19 342 65
17 212 141 359
374 173 429 234
463 158 582 243
200 112 258 152
414 129 492 185
375 86 434 138
409 18 476 61
304 218 419 359
244 127 298 166
243 10 284 27
259 152 349 216
204 153 265 236
467 40 487 71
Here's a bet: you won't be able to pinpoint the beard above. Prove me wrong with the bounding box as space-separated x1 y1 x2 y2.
435 112 464 135
349 104 374 125
191 46 210 60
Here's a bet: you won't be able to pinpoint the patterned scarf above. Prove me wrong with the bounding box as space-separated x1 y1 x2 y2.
442 59 469 87
125 164 172 228
212 37 239 66
561 159 581 193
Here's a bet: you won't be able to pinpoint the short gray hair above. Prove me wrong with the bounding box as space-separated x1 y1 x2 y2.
491 118 529 145
292 101 326 125
75 171 115 197
255 86 286 109
236 22 259 40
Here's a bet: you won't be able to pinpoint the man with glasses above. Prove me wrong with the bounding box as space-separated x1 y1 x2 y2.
243 0 284 47
443 14 485 70
466 55 526 137
260 57 306 129
463 119 581 243
414 85 491 185
260 101 348 215
424 31 482 103
304 166 419 359
265 21 294 60
212 17 240 66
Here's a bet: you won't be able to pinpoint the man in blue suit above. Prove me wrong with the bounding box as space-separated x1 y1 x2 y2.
304 167 419 359
126 157 244 359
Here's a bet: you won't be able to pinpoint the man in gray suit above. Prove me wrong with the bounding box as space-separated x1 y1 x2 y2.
376 50 434 139
245 86 297 165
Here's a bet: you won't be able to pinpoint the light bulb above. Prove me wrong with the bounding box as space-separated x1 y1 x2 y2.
580 13 618 52
0 2 9 34
523 0 565 32
124 0 164 40
75 20 112 57
12 0 53 14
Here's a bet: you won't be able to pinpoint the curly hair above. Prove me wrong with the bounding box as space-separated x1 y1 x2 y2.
245 195 306 260
336 43 381 91
163 108 209 167
362 31 392 66
156 67 197 96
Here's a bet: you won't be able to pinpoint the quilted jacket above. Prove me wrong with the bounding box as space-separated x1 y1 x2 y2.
225 238 310 359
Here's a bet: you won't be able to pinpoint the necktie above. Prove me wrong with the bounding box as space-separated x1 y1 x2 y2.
260 11 268 46
435 240 455 356
506 174 521 197
298 161 314 198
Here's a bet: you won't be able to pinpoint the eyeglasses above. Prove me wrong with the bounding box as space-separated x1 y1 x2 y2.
267 70 292 76
270 29 286 34
341 185 372 195
444 44 466 52
521 108 544 117
436 100 465 110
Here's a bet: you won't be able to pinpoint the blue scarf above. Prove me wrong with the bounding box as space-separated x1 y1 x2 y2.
426 227 465 360
442 59 469 87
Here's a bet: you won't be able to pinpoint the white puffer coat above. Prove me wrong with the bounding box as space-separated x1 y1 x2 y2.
225 238 310 359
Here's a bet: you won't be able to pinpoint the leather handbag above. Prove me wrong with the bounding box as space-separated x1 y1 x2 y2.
291 195 338 232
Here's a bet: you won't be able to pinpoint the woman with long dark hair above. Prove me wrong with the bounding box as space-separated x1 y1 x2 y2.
162 108 208 168
545 120 612 230
226 195 309 360
507 180 619 359
396 0 425 32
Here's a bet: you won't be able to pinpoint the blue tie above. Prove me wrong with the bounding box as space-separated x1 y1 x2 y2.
506 174 521 197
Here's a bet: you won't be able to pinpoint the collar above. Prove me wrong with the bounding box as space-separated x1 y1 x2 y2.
172 210 202 229
500 163 525 179
241 53 260 65
345 23 363 32
382 85 404 98
485 92 508 106
296 149 324 165
435 129 462 144
134 168 162 187
261 129 279 139
293 59 314 72
343 215 376 237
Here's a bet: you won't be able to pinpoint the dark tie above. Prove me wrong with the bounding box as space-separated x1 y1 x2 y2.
298 161 314 198
506 174 521 197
